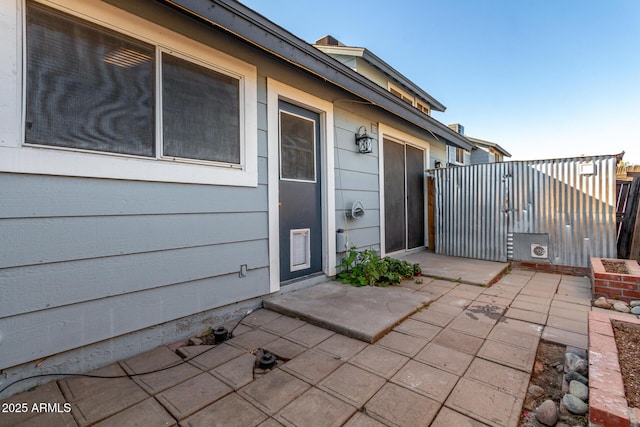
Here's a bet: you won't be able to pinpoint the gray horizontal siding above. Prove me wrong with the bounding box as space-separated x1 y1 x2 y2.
0 239 268 318
1 212 268 268
333 108 382 252
0 267 270 370
0 174 268 218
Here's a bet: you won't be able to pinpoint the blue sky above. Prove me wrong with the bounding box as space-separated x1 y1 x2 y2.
240 0 640 164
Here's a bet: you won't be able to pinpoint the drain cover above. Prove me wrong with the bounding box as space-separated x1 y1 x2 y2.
258 352 277 369
213 327 229 343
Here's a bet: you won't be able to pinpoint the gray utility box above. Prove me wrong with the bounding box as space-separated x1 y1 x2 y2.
512 233 550 262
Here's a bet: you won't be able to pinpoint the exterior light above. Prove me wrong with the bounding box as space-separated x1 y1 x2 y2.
355 126 373 154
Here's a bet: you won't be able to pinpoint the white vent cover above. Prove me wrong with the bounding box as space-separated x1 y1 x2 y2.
290 229 311 272
530 244 548 259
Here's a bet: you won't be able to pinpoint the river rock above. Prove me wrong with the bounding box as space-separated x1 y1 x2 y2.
566 370 588 385
614 302 631 313
565 346 587 360
630 300 640 307
536 399 559 426
563 394 588 415
528 384 545 399
564 352 588 375
569 380 589 401
593 296 612 309
632 306 640 315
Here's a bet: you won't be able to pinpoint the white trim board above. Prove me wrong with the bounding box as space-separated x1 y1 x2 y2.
267 78 336 293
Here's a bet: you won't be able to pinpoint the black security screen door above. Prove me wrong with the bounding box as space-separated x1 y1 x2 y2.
384 139 425 253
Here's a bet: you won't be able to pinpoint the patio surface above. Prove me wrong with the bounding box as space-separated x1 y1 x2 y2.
1 265 594 427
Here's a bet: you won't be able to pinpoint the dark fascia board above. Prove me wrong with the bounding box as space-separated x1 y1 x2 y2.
158 0 473 151
467 136 512 158
313 44 447 113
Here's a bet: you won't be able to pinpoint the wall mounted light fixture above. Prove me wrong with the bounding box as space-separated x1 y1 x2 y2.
355 126 373 154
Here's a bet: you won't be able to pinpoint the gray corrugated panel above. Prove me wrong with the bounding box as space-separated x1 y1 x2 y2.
435 155 617 267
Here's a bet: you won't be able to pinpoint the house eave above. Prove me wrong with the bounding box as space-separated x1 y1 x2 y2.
158 0 472 151
467 136 512 157
313 44 447 113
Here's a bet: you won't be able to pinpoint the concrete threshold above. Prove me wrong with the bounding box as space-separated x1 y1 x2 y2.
264 281 431 343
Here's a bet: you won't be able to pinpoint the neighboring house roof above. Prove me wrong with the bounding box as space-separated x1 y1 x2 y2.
160 0 473 151
467 136 512 158
313 35 447 113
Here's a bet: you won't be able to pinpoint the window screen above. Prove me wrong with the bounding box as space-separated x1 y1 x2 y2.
25 2 155 157
162 53 241 164
279 111 316 181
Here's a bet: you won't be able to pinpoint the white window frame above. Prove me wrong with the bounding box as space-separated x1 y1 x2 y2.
1 0 258 186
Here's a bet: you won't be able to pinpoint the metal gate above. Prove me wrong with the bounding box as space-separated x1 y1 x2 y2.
434 155 617 267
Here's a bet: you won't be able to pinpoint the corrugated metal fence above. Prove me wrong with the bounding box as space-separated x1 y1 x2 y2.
435 155 617 267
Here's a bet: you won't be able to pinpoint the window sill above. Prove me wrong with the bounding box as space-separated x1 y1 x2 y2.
0 144 258 186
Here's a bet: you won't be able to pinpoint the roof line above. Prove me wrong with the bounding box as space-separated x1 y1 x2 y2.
159 0 473 150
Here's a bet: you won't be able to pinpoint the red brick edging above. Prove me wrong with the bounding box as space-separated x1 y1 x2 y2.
588 311 640 427
591 257 640 303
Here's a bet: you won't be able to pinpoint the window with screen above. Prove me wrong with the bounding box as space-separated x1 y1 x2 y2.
162 53 240 164
25 2 156 157
25 1 244 167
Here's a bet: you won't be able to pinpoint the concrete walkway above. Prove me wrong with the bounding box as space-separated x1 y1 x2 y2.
1 269 592 427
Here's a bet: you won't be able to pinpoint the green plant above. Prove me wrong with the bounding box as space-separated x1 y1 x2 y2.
336 247 422 287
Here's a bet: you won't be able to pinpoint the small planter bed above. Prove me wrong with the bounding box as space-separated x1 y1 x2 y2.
588 311 640 427
591 257 640 304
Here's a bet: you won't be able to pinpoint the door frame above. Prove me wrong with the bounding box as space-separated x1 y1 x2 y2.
378 123 430 257
267 78 335 292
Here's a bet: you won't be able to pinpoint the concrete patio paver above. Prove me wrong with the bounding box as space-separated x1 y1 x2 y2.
431 406 489 427
375 331 429 357
180 393 268 427
392 318 441 340
2 256 603 427
317 364 386 408
156 372 233 420
432 328 485 355
414 342 474 376
186 342 244 371
211 353 256 390
283 323 334 348
390 360 459 403
275 388 356 427
365 383 440 426
445 377 522 427
314 334 367 361
279 349 343 385
92 398 176 427
504 307 548 324
410 307 455 327
262 338 306 360
343 412 387 427
239 370 310 415
476 339 537 372
348 345 409 379
464 358 530 397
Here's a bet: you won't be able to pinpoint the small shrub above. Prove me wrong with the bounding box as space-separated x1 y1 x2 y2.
337 247 422 287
